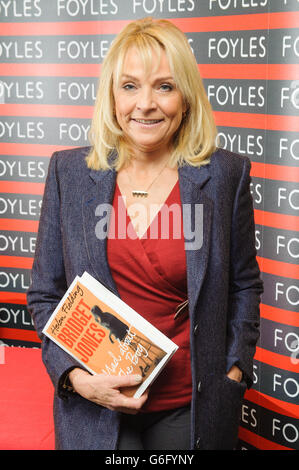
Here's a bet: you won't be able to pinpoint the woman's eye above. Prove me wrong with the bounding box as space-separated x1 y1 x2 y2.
160 83 173 92
123 83 135 90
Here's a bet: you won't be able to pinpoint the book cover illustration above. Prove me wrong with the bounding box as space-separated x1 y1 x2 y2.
43 272 178 398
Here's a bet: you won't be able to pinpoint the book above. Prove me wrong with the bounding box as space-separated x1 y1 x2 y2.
42 271 178 398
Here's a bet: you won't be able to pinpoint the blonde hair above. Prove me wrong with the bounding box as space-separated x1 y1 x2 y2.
86 17 217 171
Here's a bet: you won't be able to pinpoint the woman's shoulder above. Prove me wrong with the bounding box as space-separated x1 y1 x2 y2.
209 147 251 182
51 146 91 170
210 147 250 171
48 146 92 185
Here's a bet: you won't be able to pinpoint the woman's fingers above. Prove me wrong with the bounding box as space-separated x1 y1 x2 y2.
114 390 149 415
69 368 148 413
92 374 148 412
105 373 143 389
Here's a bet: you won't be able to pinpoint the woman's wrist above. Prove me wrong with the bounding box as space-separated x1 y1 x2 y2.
68 367 90 390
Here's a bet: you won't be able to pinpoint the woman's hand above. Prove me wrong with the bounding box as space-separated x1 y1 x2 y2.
69 368 148 414
226 365 243 383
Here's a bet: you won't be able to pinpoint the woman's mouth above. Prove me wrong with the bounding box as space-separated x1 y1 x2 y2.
132 118 164 126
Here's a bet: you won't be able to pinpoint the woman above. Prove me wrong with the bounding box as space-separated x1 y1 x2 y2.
27 17 263 450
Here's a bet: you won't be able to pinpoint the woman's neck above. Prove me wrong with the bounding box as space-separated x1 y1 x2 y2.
124 139 174 169
125 148 173 174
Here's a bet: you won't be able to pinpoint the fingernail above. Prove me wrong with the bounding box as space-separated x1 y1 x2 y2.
134 375 142 383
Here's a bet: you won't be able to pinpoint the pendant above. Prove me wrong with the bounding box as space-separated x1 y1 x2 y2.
132 190 148 197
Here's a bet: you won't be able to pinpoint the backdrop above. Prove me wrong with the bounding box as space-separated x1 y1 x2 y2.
0 0 298 450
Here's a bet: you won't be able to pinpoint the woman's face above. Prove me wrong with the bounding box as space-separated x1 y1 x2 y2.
113 47 186 157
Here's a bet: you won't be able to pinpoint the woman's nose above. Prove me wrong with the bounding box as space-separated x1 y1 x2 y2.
136 86 157 111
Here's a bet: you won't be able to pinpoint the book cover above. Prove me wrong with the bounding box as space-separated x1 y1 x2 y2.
42 271 178 398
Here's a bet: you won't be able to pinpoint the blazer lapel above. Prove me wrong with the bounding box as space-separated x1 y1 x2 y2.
178 163 213 317
82 165 119 297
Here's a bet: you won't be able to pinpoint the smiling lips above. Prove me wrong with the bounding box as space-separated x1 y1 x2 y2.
132 118 164 125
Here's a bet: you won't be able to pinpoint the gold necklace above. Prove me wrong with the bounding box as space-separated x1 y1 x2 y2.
125 160 169 198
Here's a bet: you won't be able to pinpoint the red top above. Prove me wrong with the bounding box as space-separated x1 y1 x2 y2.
107 181 192 412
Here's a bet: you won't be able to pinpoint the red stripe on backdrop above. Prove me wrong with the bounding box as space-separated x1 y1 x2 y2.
0 12 298 36
245 388 299 420
1 214 294 237
0 104 93 119
0 63 102 77
1 107 298 133
260 304 299 328
251 162 299 183
0 256 33 269
254 346 299 374
254 209 299 232
5 106 299 129
0 63 296 79
0 327 41 343
238 427 293 450
172 12 299 31
199 63 299 80
257 256 299 280
2 105 298 134
268 10 299 28
0 19 130 36
214 112 299 132
1 181 45 195
1 255 297 279
0 143 76 156
0 219 39 232
0 292 27 304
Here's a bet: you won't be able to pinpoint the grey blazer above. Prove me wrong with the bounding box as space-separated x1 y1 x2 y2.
27 146 263 450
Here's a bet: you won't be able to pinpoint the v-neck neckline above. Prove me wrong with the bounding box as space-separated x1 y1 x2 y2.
116 179 179 241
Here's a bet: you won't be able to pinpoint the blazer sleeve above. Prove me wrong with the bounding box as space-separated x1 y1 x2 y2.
27 151 80 399
226 156 263 388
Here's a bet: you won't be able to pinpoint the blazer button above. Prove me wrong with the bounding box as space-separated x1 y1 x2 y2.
194 324 199 335
197 381 202 393
195 437 201 449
